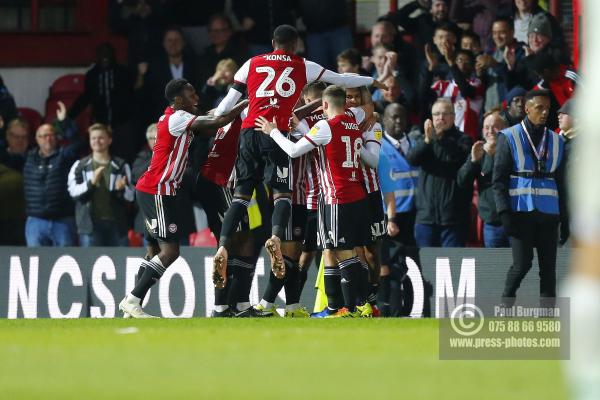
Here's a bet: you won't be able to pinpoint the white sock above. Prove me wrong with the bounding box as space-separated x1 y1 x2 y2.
237 302 250 311
126 294 141 305
561 276 600 400
259 299 273 309
214 305 229 312
285 303 300 312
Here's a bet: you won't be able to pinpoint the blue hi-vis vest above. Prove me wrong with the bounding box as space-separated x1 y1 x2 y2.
503 122 564 215
378 137 419 213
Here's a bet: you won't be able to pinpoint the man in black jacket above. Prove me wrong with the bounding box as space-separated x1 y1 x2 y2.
458 109 509 247
144 27 201 120
493 89 568 305
68 43 142 162
407 98 472 247
23 124 82 246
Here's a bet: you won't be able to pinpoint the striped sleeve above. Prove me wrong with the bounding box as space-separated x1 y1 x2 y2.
67 160 92 199
122 163 135 202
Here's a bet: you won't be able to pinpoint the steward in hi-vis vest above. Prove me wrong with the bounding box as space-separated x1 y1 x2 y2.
493 89 569 307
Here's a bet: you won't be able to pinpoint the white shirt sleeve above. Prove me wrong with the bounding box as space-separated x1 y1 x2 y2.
360 122 383 169
295 119 310 136
320 70 375 88
214 60 250 116
270 120 331 158
305 120 332 146
305 60 326 83
214 88 243 116
168 110 197 137
233 59 251 84
348 107 366 124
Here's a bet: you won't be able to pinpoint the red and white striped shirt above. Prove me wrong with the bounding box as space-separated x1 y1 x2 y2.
136 107 196 195
200 109 247 187
431 78 484 140
291 145 308 205
295 110 326 209
305 109 367 204
359 121 382 194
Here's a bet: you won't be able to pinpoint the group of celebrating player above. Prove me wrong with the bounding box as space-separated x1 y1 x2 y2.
118 24 392 319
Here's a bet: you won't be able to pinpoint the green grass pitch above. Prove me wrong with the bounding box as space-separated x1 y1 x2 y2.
0 318 566 400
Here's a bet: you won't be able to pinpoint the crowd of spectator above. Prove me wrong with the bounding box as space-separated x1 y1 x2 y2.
0 0 577 248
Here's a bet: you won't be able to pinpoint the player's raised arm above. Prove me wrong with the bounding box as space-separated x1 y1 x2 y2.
190 100 249 136
305 60 388 90
293 98 321 121
255 117 330 158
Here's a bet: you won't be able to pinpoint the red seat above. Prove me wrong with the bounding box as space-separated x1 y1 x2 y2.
44 74 90 135
189 228 217 247
49 74 85 96
17 107 43 137
128 229 143 247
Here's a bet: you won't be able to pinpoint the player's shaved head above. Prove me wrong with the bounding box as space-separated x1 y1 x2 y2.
323 85 346 109
273 24 299 50
165 78 190 103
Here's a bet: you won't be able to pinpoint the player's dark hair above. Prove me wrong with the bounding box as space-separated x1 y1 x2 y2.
524 89 551 103
323 85 346 108
337 48 362 67
165 78 190 103
273 24 299 49
304 81 327 99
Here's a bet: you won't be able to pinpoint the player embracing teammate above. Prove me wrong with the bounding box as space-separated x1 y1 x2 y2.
211 25 386 291
255 85 375 317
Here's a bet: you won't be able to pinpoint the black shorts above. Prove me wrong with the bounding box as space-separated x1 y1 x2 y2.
234 128 292 196
303 209 319 251
284 204 307 242
367 190 386 243
136 190 180 244
317 198 371 250
196 175 250 238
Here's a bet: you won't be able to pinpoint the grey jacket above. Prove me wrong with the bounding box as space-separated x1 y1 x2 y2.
67 155 134 234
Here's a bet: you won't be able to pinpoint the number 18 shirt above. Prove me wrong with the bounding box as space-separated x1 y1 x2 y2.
304 108 367 204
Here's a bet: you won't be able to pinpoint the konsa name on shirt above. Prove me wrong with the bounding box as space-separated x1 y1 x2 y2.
263 54 292 61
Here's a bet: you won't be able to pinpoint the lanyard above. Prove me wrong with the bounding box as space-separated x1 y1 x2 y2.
520 121 547 171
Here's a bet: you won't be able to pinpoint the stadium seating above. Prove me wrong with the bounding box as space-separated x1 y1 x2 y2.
189 228 218 247
44 73 91 134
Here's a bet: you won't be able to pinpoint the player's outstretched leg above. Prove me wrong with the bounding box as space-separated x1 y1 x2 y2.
119 243 179 318
123 243 161 318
